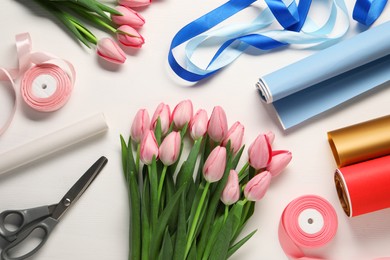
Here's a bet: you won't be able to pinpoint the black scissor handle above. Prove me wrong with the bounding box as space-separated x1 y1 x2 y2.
0 206 51 241
1 217 58 260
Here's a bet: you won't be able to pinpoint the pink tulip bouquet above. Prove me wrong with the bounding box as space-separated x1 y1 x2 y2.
120 100 292 260
31 0 151 64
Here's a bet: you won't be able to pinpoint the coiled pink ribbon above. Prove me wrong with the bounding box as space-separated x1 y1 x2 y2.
0 33 75 135
279 195 338 260
279 195 390 260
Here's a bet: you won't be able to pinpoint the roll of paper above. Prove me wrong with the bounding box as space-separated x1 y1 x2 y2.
0 113 108 175
256 21 390 129
328 115 390 167
335 155 390 217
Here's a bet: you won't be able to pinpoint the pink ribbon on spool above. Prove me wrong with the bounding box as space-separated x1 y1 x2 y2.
278 195 338 260
0 33 75 134
279 195 390 259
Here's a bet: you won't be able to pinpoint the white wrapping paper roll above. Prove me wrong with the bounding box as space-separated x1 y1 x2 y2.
0 113 108 175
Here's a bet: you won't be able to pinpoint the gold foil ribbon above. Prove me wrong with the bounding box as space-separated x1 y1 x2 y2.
327 115 390 167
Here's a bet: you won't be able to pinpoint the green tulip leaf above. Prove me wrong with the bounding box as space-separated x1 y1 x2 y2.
227 229 257 258
173 196 187 260
159 228 173 260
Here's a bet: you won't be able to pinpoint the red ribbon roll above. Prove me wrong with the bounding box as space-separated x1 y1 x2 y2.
335 155 390 217
279 195 338 260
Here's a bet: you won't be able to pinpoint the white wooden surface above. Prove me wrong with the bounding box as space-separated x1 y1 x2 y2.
0 0 389 259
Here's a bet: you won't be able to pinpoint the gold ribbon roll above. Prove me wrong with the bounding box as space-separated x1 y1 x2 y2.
327 115 390 167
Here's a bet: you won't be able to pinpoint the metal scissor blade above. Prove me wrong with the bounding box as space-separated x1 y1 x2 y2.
50 156 108 220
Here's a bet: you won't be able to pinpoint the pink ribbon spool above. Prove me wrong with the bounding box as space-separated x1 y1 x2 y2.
278 195 338 260
0 33 75 135
20 63 73 112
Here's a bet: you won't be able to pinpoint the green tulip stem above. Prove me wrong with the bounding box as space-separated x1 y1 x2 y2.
238 162 250 182
238 162 249 177
185 181 211 258
224 205 229 222
157 165 168 207
136 143 140 173
71 21 97 44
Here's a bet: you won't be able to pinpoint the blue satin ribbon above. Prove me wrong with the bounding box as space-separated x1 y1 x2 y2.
168 0 386 82
353 0 388 26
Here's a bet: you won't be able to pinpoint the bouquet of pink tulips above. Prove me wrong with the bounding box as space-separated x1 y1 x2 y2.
120 100 292 260
31 0 151 64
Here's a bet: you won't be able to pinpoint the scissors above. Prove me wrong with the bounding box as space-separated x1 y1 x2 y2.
0 156 108 260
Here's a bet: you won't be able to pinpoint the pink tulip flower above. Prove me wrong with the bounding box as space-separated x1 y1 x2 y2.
189 109 208 140
207 106 228 142
131 109 150 143
159 131 181 166
117 25 144 48
172 100 193 129
140 130 159 165
266 131 275 145
244 171 271 201
248 134 272 170
221 170 240 205
111 6 145 28
203 146 226 183
96 37 126 64
119 0 151 8
151 102 171 135
267 150 292 177
222 121 244 154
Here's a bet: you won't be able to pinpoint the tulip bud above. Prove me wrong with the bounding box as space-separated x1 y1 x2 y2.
244 171 271 201
131 109 150 143
117 25 144 48
111 6 145 28
151 102 171 135
140 130 159 165
172 100 193 129
203 146 226 183
221 170 240 205
96 38 126 64
266 131 275 145
189 109 208 140
267 150 292 177
119 0 151 8
159 131 181 166
248 134 272 170
207 106 228 142
222 121 244 154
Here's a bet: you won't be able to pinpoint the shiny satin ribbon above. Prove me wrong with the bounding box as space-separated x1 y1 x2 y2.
335 155 390 217
0 33 75 135
353 0 388 26
279 195 338 260
0 69 17 136
328 115 390 168
328 115 390 217
279 195 390 259
169 0 351 82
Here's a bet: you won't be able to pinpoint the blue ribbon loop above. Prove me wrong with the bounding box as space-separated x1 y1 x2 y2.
353 0 388 26
169 0 386 82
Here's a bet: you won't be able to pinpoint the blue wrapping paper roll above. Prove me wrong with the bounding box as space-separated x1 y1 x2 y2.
256 21 390 130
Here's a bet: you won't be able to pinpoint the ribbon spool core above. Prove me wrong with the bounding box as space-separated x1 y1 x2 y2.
334 171 351 216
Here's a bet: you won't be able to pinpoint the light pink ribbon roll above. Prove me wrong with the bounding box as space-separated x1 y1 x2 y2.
0 33 75 135
279 195 390 259
279 195 337 260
